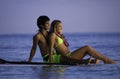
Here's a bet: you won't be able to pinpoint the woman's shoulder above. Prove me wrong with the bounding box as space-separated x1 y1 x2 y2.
49 33 57 40
49 32 56 37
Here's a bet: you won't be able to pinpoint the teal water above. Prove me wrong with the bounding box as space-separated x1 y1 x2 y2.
0 33 120 79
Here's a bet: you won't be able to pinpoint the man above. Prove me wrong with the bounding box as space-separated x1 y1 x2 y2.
28 15 50 62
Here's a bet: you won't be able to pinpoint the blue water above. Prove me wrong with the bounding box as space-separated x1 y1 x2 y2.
0 33 120 79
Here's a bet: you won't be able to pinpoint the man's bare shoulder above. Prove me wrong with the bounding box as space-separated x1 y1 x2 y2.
33 32 42 40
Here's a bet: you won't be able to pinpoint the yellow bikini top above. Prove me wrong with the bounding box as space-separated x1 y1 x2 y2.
55 36 63 48
57 36 63 44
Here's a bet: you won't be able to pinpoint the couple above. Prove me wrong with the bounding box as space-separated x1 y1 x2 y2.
28 15 116 64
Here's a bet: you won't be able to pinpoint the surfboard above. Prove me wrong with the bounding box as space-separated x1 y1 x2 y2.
0 58 96 66
0 58 78 66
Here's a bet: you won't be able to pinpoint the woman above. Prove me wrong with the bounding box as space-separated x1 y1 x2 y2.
48 20 116 64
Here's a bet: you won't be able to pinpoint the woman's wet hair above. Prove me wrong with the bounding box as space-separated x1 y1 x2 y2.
50 20 61 33
37 15 50 29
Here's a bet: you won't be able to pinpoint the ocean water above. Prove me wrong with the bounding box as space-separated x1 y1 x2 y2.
0 33 120 79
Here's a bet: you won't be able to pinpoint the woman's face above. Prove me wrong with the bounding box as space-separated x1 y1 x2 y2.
56 23 62 34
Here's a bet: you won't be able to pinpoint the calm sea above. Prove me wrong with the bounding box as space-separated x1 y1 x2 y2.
0 33 120 79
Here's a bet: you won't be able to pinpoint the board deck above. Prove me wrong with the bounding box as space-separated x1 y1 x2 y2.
0 58 77 66
0 58 98 66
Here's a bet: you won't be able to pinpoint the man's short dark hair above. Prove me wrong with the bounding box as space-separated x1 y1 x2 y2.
37 15 50 29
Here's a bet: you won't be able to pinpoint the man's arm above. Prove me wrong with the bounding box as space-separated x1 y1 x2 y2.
28 35 39 62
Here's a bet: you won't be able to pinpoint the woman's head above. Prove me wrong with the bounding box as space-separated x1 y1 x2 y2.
50 20 62 34
37 15 50 30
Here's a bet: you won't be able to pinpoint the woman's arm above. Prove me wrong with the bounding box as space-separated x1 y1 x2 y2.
49 33 56 63
61 34 69 47
28 35 39 62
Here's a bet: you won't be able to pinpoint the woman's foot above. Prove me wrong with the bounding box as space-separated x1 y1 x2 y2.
104 58 116 64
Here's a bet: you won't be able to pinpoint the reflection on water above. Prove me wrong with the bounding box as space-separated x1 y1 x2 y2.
32 66 67 79
0 64 120 79
0 65 68 79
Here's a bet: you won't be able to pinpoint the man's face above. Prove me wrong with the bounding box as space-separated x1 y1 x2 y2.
44 21 50 30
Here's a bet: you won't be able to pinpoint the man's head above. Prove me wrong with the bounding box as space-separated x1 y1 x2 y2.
37 15 50 30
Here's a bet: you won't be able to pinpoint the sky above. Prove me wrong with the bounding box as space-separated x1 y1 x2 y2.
0 0 120 34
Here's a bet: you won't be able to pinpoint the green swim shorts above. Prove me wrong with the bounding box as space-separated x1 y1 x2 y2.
43 54 61 63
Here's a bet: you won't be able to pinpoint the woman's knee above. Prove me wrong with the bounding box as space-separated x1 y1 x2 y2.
84 45 93 51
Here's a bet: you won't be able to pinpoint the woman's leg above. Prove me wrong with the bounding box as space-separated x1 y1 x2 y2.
71 45 116 64
60 55 99 65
